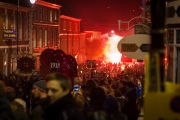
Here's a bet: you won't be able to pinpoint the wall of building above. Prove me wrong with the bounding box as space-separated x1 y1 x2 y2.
59 15 86 64
0 2 32 75
32 1 61 71
166 0 180 83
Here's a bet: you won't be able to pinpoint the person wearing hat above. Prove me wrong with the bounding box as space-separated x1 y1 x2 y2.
31 80 47 120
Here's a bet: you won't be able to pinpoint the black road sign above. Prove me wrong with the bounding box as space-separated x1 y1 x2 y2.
139 44 151 52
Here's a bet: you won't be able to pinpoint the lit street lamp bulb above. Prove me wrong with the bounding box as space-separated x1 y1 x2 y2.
30 0 36 4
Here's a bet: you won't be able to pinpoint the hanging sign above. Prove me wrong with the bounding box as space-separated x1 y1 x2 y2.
40 49 77 80
15 53 36 76
3 29 17 39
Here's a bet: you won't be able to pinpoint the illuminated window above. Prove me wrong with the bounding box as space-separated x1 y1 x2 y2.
33 29 36 48
45 30 47 46
63 21 66 30
3 9 8 29
40 30 42 47
50 10 52 22
69 22 72 31
55 11 57 21
3 14 8 29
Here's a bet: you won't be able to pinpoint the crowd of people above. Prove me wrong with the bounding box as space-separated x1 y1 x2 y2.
0 70 144 120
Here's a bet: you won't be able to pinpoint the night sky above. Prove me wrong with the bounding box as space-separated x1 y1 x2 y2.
53 0 144 32
2 0 144 32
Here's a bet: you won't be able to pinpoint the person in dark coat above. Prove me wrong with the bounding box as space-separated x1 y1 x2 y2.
122 82 140 120
5 86 29 120
0 80 14 120
103 97 127 120
31 80 47 120
43 73 84 120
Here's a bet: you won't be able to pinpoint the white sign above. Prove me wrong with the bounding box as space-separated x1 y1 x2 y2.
117 34 151 59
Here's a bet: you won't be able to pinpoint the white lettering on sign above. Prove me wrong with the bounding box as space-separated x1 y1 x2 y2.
50 62 60 69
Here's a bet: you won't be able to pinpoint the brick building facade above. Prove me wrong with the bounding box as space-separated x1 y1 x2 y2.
0 2 32 75
32 0 61 71
59 15 86 64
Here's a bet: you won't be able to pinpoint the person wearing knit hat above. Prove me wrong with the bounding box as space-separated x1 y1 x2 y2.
31 80 47 120
32 80 47 99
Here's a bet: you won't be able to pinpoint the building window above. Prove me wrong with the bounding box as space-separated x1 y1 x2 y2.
40 30 42 47
33 29 36 48
18 16 22 40
52 30 54 46
177 30 180 44
45 30 47 46
45 9 48 22
11 16 16 29
167 30 174 44
69 22 72 31
75 23 78 31
3 14 8 29
63 21 66 30
50 10 52 22
34 8 37 20
3 53 8 76
40 8 43 21
49 30 52 46
23 17 28 40
55 11 57 22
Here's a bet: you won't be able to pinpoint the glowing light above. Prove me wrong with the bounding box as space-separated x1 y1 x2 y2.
75 55 78 59
4 61 6 66
121 65 125 70
30 0 36 4
104 35 122 63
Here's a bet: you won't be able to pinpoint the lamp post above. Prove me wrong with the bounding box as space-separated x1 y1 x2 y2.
16 0 36 55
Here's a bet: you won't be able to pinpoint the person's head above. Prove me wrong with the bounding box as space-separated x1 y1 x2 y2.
0 80 6 94
5 87 16 102
73 77 82 86
85 80 97 91
18 86 23 93
46 73 71 104
32 80 47 99
90 87 106 110
127 82 135 88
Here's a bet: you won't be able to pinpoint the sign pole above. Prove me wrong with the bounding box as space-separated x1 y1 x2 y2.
150 0 166 92
17 0 19 55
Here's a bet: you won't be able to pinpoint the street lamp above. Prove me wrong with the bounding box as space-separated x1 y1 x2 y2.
29 0 36 4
